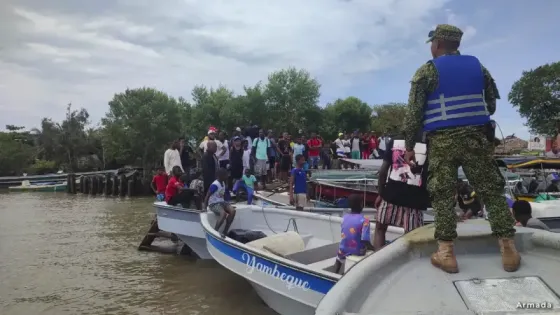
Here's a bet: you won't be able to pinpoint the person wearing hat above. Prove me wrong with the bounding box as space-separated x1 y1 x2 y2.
402 24 519 274
230 127 244 146
199 126 223 154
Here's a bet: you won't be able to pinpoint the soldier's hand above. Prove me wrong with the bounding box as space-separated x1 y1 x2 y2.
404 150 416 166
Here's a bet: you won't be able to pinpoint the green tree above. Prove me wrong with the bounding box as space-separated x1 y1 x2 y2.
264 68 322 135
371 103 408 136
102 87 183 175
31 104 91 171
0 131 35 176
509 62 560 136
59 104 90 171
321 97 372 139
190 85 236 137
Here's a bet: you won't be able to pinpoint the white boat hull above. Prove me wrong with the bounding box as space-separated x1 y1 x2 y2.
206 232 328 315
154 202 212 259
201 207 405 315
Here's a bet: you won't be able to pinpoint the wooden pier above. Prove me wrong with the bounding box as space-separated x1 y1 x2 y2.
65 168 150 197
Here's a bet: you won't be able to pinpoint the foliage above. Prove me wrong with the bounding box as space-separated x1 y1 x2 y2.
370 103 408 136
0 131 35 176
27 159 57 175
264 68 322 135
321 97 373 139
508 62 560 136
101 87 183 175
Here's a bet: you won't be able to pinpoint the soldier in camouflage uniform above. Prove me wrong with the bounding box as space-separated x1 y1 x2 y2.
402 24 520 273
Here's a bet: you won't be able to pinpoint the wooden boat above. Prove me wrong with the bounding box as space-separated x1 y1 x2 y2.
8 180 67 192
308 169 378 207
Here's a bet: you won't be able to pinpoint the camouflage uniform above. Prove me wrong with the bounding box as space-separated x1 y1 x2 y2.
403 24 519 273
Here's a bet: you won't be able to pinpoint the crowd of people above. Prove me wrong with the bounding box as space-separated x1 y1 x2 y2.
150 124 552 273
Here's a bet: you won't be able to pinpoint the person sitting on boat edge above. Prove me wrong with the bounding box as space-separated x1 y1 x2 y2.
233 169 257 205
165 166 196 208
512 200 550 231
455 180 484 220
373 139 429 251
204 168 236 238
289 154 310 209
334 194 375 274
151 166 168 201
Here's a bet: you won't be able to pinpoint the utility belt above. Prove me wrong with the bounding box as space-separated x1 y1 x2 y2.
422 120 496 143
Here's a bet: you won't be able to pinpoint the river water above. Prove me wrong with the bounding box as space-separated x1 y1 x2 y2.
0 193 276 315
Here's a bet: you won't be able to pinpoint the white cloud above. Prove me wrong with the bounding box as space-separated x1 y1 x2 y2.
1 0 480 130
444 9 477 42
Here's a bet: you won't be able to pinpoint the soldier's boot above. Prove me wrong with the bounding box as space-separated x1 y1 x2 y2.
431 240 459 273
499 238 521 272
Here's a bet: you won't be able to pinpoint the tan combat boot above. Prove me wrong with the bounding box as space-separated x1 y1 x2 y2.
431 240 459 273
499 238 521 272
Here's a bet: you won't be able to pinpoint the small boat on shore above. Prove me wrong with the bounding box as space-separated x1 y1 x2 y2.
315 220 560 315
201 206 405 315
8 180 67 192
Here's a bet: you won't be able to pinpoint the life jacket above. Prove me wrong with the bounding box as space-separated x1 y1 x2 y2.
424 55 490 132
208 180 226 205
381 140 430 210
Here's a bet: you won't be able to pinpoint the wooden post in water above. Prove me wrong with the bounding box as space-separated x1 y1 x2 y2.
112 175 119 196
83 176 90 194
127 179 134 197
118 174 126 197
79 176 85 193
66 174 72 193
68 174 75 194
97 176 104 194
90 177 98 196
104 173 112 196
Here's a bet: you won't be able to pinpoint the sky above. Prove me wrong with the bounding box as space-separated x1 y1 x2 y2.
1 0 558 140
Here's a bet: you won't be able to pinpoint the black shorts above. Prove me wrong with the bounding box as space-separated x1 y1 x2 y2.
269 156 276 168
280 155 291 172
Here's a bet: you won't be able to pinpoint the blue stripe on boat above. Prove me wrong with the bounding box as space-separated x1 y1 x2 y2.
206 233 336 294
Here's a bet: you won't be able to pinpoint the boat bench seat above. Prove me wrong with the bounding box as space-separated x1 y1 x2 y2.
285 242 340 264
247 231 305 257
307 257 336 271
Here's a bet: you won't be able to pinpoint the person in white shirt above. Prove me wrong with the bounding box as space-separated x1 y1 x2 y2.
334 133 345 155
199 128 223 154
217 131 230 169
242 140 251 174
164 140 184 175
350 131 361 160
378 134 388 157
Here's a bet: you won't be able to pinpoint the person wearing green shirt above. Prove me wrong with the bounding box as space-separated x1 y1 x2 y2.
233 169 257 204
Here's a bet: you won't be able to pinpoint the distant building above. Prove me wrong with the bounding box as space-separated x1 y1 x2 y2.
494 134 528 155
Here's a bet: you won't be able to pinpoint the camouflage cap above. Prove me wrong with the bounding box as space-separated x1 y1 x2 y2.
426 24 463 43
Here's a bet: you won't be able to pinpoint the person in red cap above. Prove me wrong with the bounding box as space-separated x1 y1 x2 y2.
199 126 223 154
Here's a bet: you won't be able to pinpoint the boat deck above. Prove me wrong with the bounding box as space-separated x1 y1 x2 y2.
356 252 560 314
317 221 560 315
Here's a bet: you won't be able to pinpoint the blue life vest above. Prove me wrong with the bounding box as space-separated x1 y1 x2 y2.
424 55 490 132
